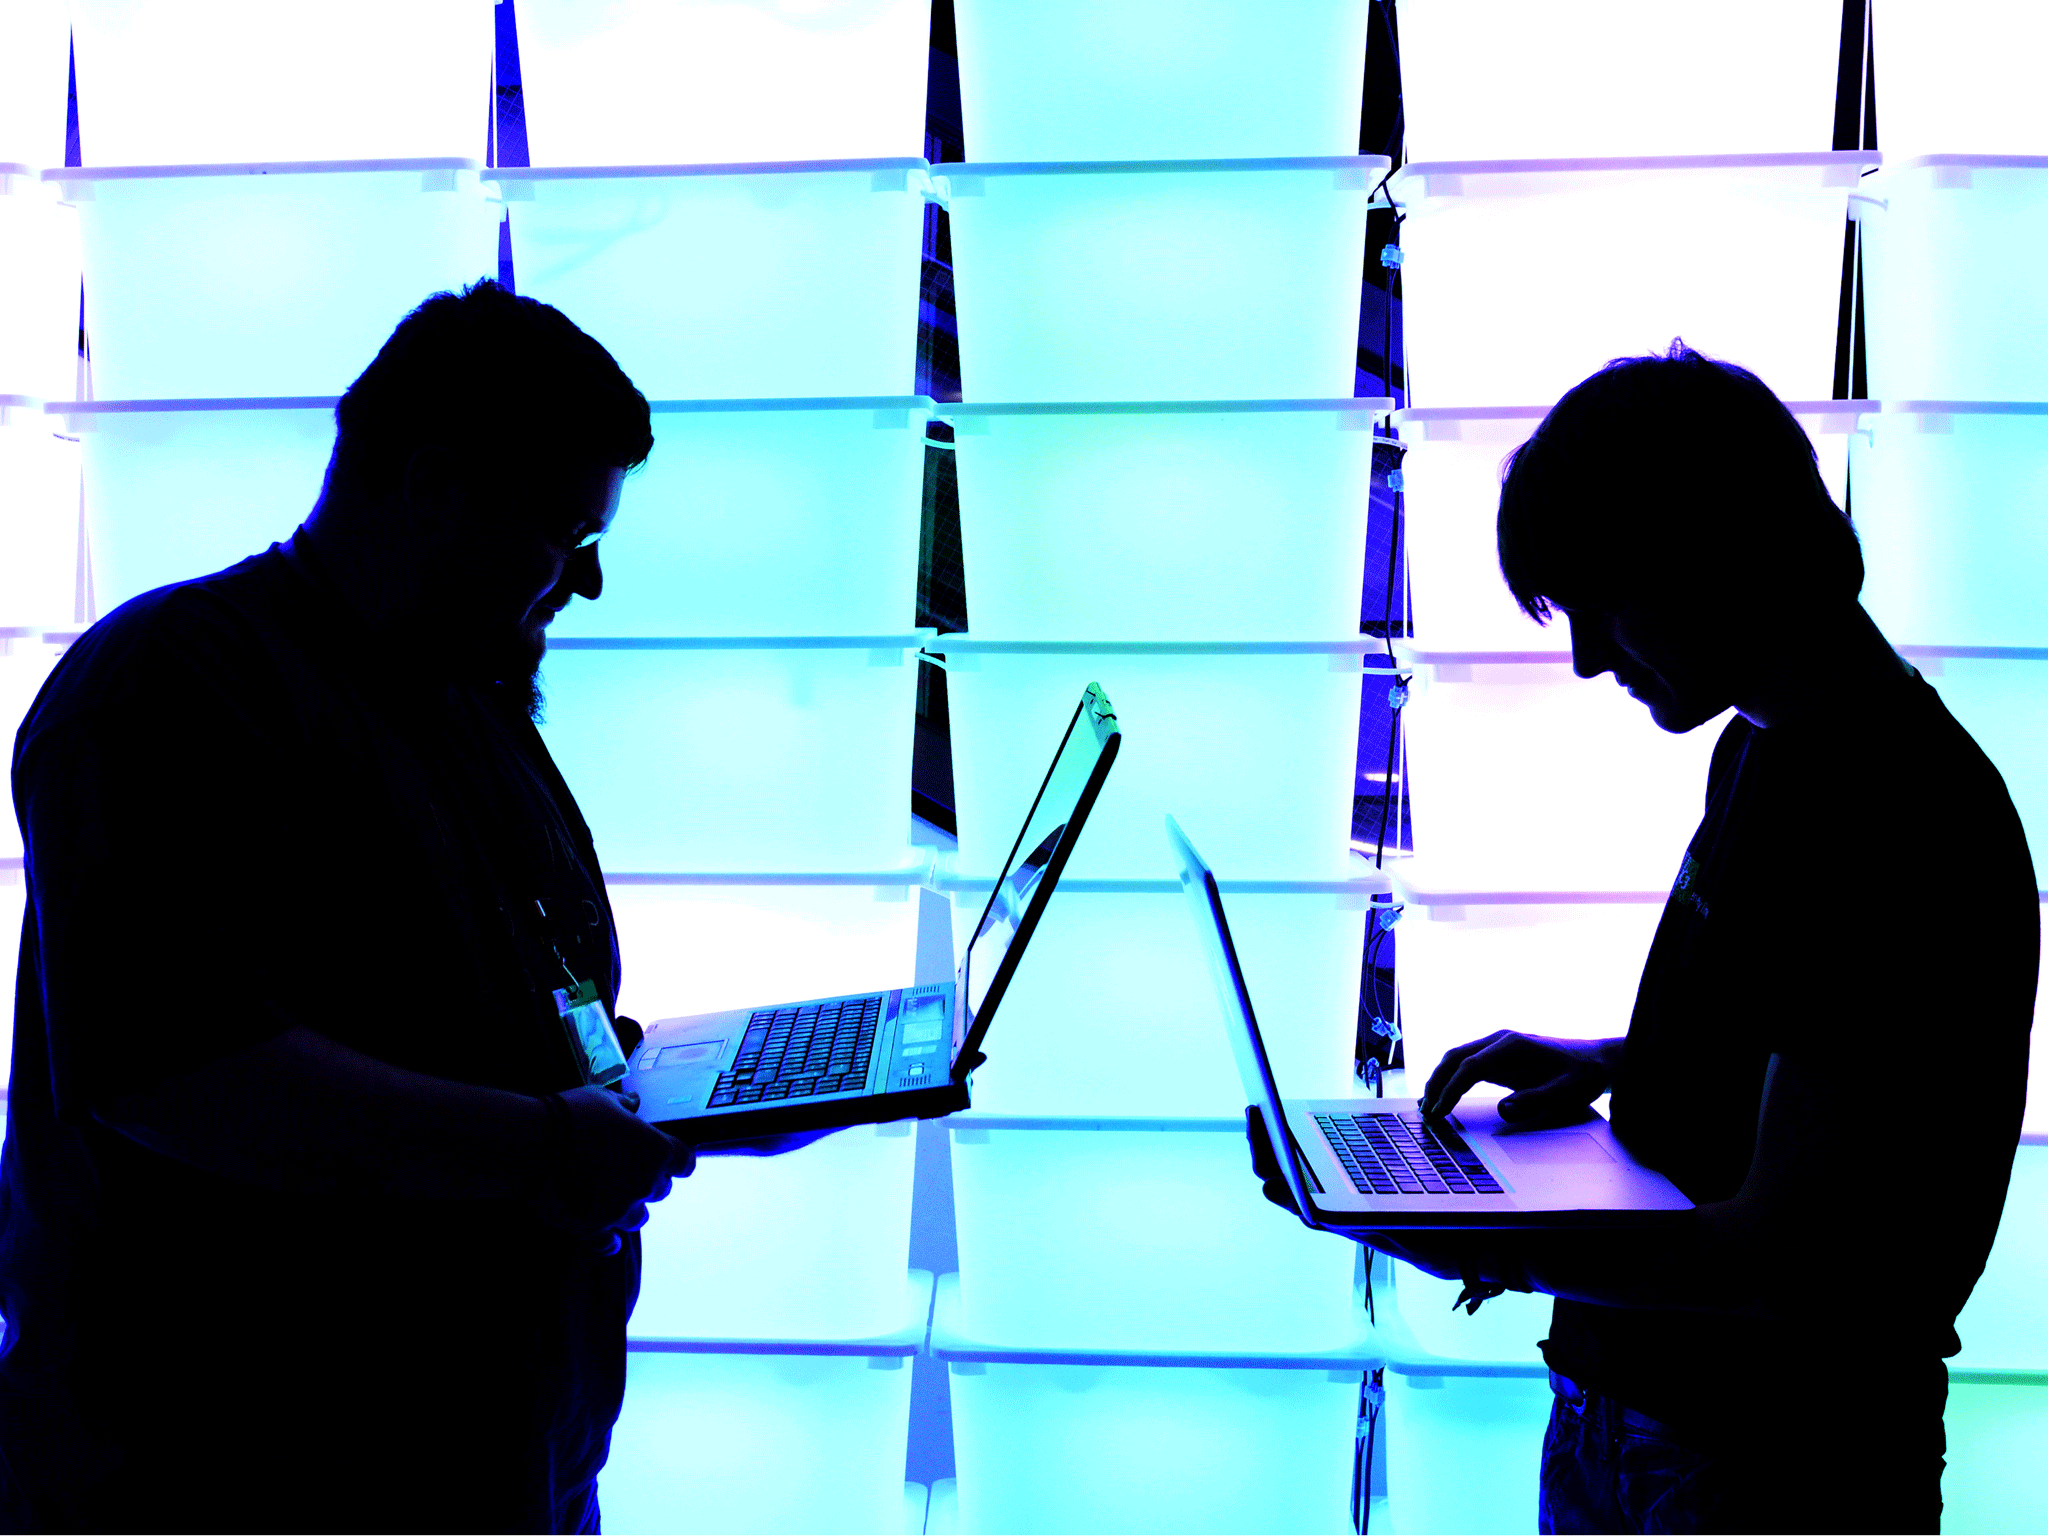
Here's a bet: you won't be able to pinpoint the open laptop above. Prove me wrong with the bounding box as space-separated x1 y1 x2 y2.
625 683 1121 1142
1165 815 1691 1231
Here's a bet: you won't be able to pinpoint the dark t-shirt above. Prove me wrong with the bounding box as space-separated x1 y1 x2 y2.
1542 670 2038 1443
0 535 633 1532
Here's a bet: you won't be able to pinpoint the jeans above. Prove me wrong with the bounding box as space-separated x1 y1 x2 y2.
1538 1370 1944 1535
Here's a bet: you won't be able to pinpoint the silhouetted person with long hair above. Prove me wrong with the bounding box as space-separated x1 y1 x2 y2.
1253 344 2036 1533
2 283 695 1532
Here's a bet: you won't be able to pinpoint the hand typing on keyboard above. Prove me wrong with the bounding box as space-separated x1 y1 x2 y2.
1418 1030 1622 1126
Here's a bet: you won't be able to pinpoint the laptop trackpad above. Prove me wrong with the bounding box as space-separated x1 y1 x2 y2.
1494 1131 1613 1166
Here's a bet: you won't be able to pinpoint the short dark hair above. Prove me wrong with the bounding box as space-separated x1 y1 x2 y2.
328 280 653 503
1496 341 1862 624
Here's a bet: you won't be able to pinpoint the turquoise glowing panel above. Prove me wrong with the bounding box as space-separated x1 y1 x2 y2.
633 1126 916 1343
1385 1370 1550 1534
945 160 1376 402
68 0 490 164
602 1350 913 1535
946 885 1365 1116
1386 1257 1551 1367
1860 163 2048 401
1395 159 1858 407
79 404 333 611
949 1125 1356 1351
953 0 1368 161
0 422 78 630
1397 0 1840 160
515 0 930 166
1400 662 1726 891
1945 1383 2048 1534
0 0 70 170
949 402 1378 641
946 649 1359 881
1852 408 2048 650
537 644 919 873
1953 1145 2048 1370
949 1357 1358 1533
0 187 79 402
502 165 928 401
70 167 498 399
549 401 930 641
1872 0 2048 161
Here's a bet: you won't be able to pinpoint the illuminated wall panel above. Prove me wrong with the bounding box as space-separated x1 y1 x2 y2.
1870 0 2048 162
498 163 933 402
515 0 932 167
67 0 491 164
0 180 78 405
953 0 1369 162
1915 658 2048 869
550 400 933 641
1376 1252 1549 1368
1383 1367 1550 1536
539 641 925 875
69 400 333 611
0 878 20 1086
0 414 77 631
943 644 1363 882
947 400 1383 642
1393 155 1871 408
60 164 498 401
0 645 58 860
1396 0 1841 160
1945 1381 2048 1536
0 0 70 171
944 158 1382 402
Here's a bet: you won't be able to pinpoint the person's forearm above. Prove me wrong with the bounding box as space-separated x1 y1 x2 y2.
96 1025 554 1199
1499 1204 1793 1318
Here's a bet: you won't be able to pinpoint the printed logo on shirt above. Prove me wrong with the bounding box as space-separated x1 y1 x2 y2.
1672 852 1710 920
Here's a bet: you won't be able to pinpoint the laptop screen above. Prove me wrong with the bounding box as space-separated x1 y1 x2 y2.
951 682 1120 1072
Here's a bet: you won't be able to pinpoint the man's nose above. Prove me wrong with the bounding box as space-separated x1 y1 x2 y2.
1568 614 1612 680
567 544 603 603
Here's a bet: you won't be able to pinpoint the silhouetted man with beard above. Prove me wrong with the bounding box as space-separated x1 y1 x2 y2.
1 282 694 1532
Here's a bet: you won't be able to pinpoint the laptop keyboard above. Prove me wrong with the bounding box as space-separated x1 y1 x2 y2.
1313 1110 1504 1196
706 996 883 1107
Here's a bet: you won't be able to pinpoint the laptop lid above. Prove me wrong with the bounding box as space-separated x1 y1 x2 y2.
1164 813 1325 1232
948 683 1121 1083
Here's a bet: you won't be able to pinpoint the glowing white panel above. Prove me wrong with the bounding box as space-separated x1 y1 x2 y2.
949 1121 1358 1352
516 0 930 166
1390 882 1666 1089
550 399 931 641
71 401 332 612
953 0 1369 161
499 163 929 401
67 0 491 164
948 401 1384 641
943 643 1362 881
1871 0 2048 162
0 645 59 862
0 180 79 404
1398 403 1857 652
0 877 20 1089
1859 160 2048 401
0 418 77 631
1953 1144 2048 1372
1393 156 1869 408
1920 658 2048 869
933 1277 1364 1534
606 879 922 1026
541 642 922 874
1399 658 1726 891
943 881 1372 1117
602 1278 924 1535
1396 0 1840 160
1852 406 2048 650
62 164 497 401
945 158 1381 402
1384 1367 1550 1535
634 1124 916 1342
0 0 70 171
1946 1382 2048 1535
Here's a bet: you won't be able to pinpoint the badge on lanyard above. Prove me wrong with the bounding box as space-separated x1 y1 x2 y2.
536 899 627 1086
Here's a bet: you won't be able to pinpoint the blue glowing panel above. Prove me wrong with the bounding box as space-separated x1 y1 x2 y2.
74 401 334 612
1397 0 1841 160
1393 156 1868 409
515 0 931 166
1860 161 2048 402
1953 1144 2048 1371
944 646 1361 881
948 401 1383 642
67 0 491 164
953 0 1369 161
500 163 931 402
549 399 932 641
1384 1369 1550 1535
945 159 1380 402
65 165 498 400
537 642 921 874
1871 0 2048 161
948 1123 1357 1352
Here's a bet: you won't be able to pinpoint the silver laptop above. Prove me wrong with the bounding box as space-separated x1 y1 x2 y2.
624 683 1120 1142
1165 815 1691 1231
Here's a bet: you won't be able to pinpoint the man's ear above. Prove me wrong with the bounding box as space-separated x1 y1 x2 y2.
402 444 474 542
